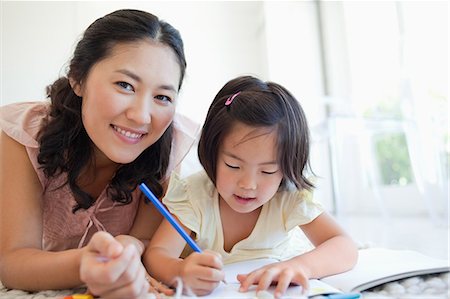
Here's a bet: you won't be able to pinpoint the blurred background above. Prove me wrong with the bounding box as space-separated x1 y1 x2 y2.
1 1 448 259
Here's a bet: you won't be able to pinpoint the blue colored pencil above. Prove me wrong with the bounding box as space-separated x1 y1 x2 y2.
139 182 202 252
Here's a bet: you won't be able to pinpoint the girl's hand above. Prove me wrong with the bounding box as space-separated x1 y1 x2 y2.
237 260 309 299
179 250 225 296
80 231 150 299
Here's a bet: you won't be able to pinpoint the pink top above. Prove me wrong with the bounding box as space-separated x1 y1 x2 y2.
0 101 200 251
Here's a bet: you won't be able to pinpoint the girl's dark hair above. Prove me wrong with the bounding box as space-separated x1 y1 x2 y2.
198 75 314 191
38 9 187 212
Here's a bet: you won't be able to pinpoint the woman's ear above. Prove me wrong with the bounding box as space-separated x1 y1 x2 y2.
69 77 83 97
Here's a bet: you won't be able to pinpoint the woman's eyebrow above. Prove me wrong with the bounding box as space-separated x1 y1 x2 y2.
115 69 177 92
116 69 142 82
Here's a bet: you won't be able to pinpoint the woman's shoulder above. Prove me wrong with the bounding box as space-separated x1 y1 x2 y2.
0 101 50 147
166 113 201 178
173 113 201 142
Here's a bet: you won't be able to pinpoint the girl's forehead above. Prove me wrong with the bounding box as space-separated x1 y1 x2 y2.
223 122 277 148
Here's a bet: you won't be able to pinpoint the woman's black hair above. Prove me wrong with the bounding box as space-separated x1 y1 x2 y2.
198 76 314 191
38 9 186 212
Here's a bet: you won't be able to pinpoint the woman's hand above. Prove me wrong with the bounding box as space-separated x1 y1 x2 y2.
179 250 225 296
237 260 309 299
79 231 150 299
145 273 175 297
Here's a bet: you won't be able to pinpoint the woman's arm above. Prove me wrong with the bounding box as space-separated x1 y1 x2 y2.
127 193 164 248
0 131 84 290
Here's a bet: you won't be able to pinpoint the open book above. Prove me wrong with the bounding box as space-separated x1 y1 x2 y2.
202 248 449 298
321 247 449 292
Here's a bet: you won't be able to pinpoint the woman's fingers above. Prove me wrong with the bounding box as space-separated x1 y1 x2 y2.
146 274 174 296
99 264 149 299
86 231 123 258
83 245 138 296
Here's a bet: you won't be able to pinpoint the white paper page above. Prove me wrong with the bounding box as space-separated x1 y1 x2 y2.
201 259 341 298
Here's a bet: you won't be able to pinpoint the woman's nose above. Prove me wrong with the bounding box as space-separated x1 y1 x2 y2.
126 98 151 124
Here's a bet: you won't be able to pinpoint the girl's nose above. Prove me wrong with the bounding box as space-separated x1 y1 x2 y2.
239 172 257 190
126 98 151 124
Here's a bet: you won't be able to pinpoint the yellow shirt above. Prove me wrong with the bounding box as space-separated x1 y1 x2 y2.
163 170 324 264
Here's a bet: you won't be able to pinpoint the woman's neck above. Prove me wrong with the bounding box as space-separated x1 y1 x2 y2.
77 147 119 198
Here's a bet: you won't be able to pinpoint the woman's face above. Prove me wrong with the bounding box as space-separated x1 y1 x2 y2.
74 40 180 165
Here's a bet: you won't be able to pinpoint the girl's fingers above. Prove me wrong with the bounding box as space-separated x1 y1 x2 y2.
238 269 264 292
256 269 278 292
292 274 309 295
273 271 293 299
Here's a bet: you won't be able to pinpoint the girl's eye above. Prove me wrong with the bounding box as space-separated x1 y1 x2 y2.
262 170 278 175
116 81 134 92
155 95 173 103
225 162 239 169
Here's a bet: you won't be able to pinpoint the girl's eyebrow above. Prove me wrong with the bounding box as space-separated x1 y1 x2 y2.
115 69 177 92
223 151 278 166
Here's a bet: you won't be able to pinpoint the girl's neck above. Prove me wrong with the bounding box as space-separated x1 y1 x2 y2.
219 197 262 253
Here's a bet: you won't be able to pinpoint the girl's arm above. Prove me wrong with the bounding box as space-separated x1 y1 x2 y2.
290 212 358 278
238 212 358 298
143 218 225 296
0 131 84 290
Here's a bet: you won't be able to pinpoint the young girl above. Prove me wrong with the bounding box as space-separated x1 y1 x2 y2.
144 75 358 297
0 9 199 298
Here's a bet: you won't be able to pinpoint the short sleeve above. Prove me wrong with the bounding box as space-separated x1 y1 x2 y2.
166 113 201 179
283 188 324 231
0 101 49 148
162 172 201 235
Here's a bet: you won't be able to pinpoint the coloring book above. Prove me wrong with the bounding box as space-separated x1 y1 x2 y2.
201 248 449 298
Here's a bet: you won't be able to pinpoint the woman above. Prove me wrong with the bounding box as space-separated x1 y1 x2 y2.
0 9 198 298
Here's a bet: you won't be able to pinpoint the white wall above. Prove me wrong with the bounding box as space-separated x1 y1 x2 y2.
0 1 270 125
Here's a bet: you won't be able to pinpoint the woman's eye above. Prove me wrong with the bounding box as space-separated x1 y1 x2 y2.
155 95 172 103
116 81 134 92
225 163 239 169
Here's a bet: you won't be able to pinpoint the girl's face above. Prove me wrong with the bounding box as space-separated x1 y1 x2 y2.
74 40 180 165
216 122 283 214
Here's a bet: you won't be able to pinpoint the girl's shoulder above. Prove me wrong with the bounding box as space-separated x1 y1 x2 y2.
165 170 214 203
0 101 50 147
276 185 314 203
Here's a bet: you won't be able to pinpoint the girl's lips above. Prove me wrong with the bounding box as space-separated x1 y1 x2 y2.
234 194 256 204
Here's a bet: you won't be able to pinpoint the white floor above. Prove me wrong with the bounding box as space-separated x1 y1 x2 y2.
336 214 449 260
